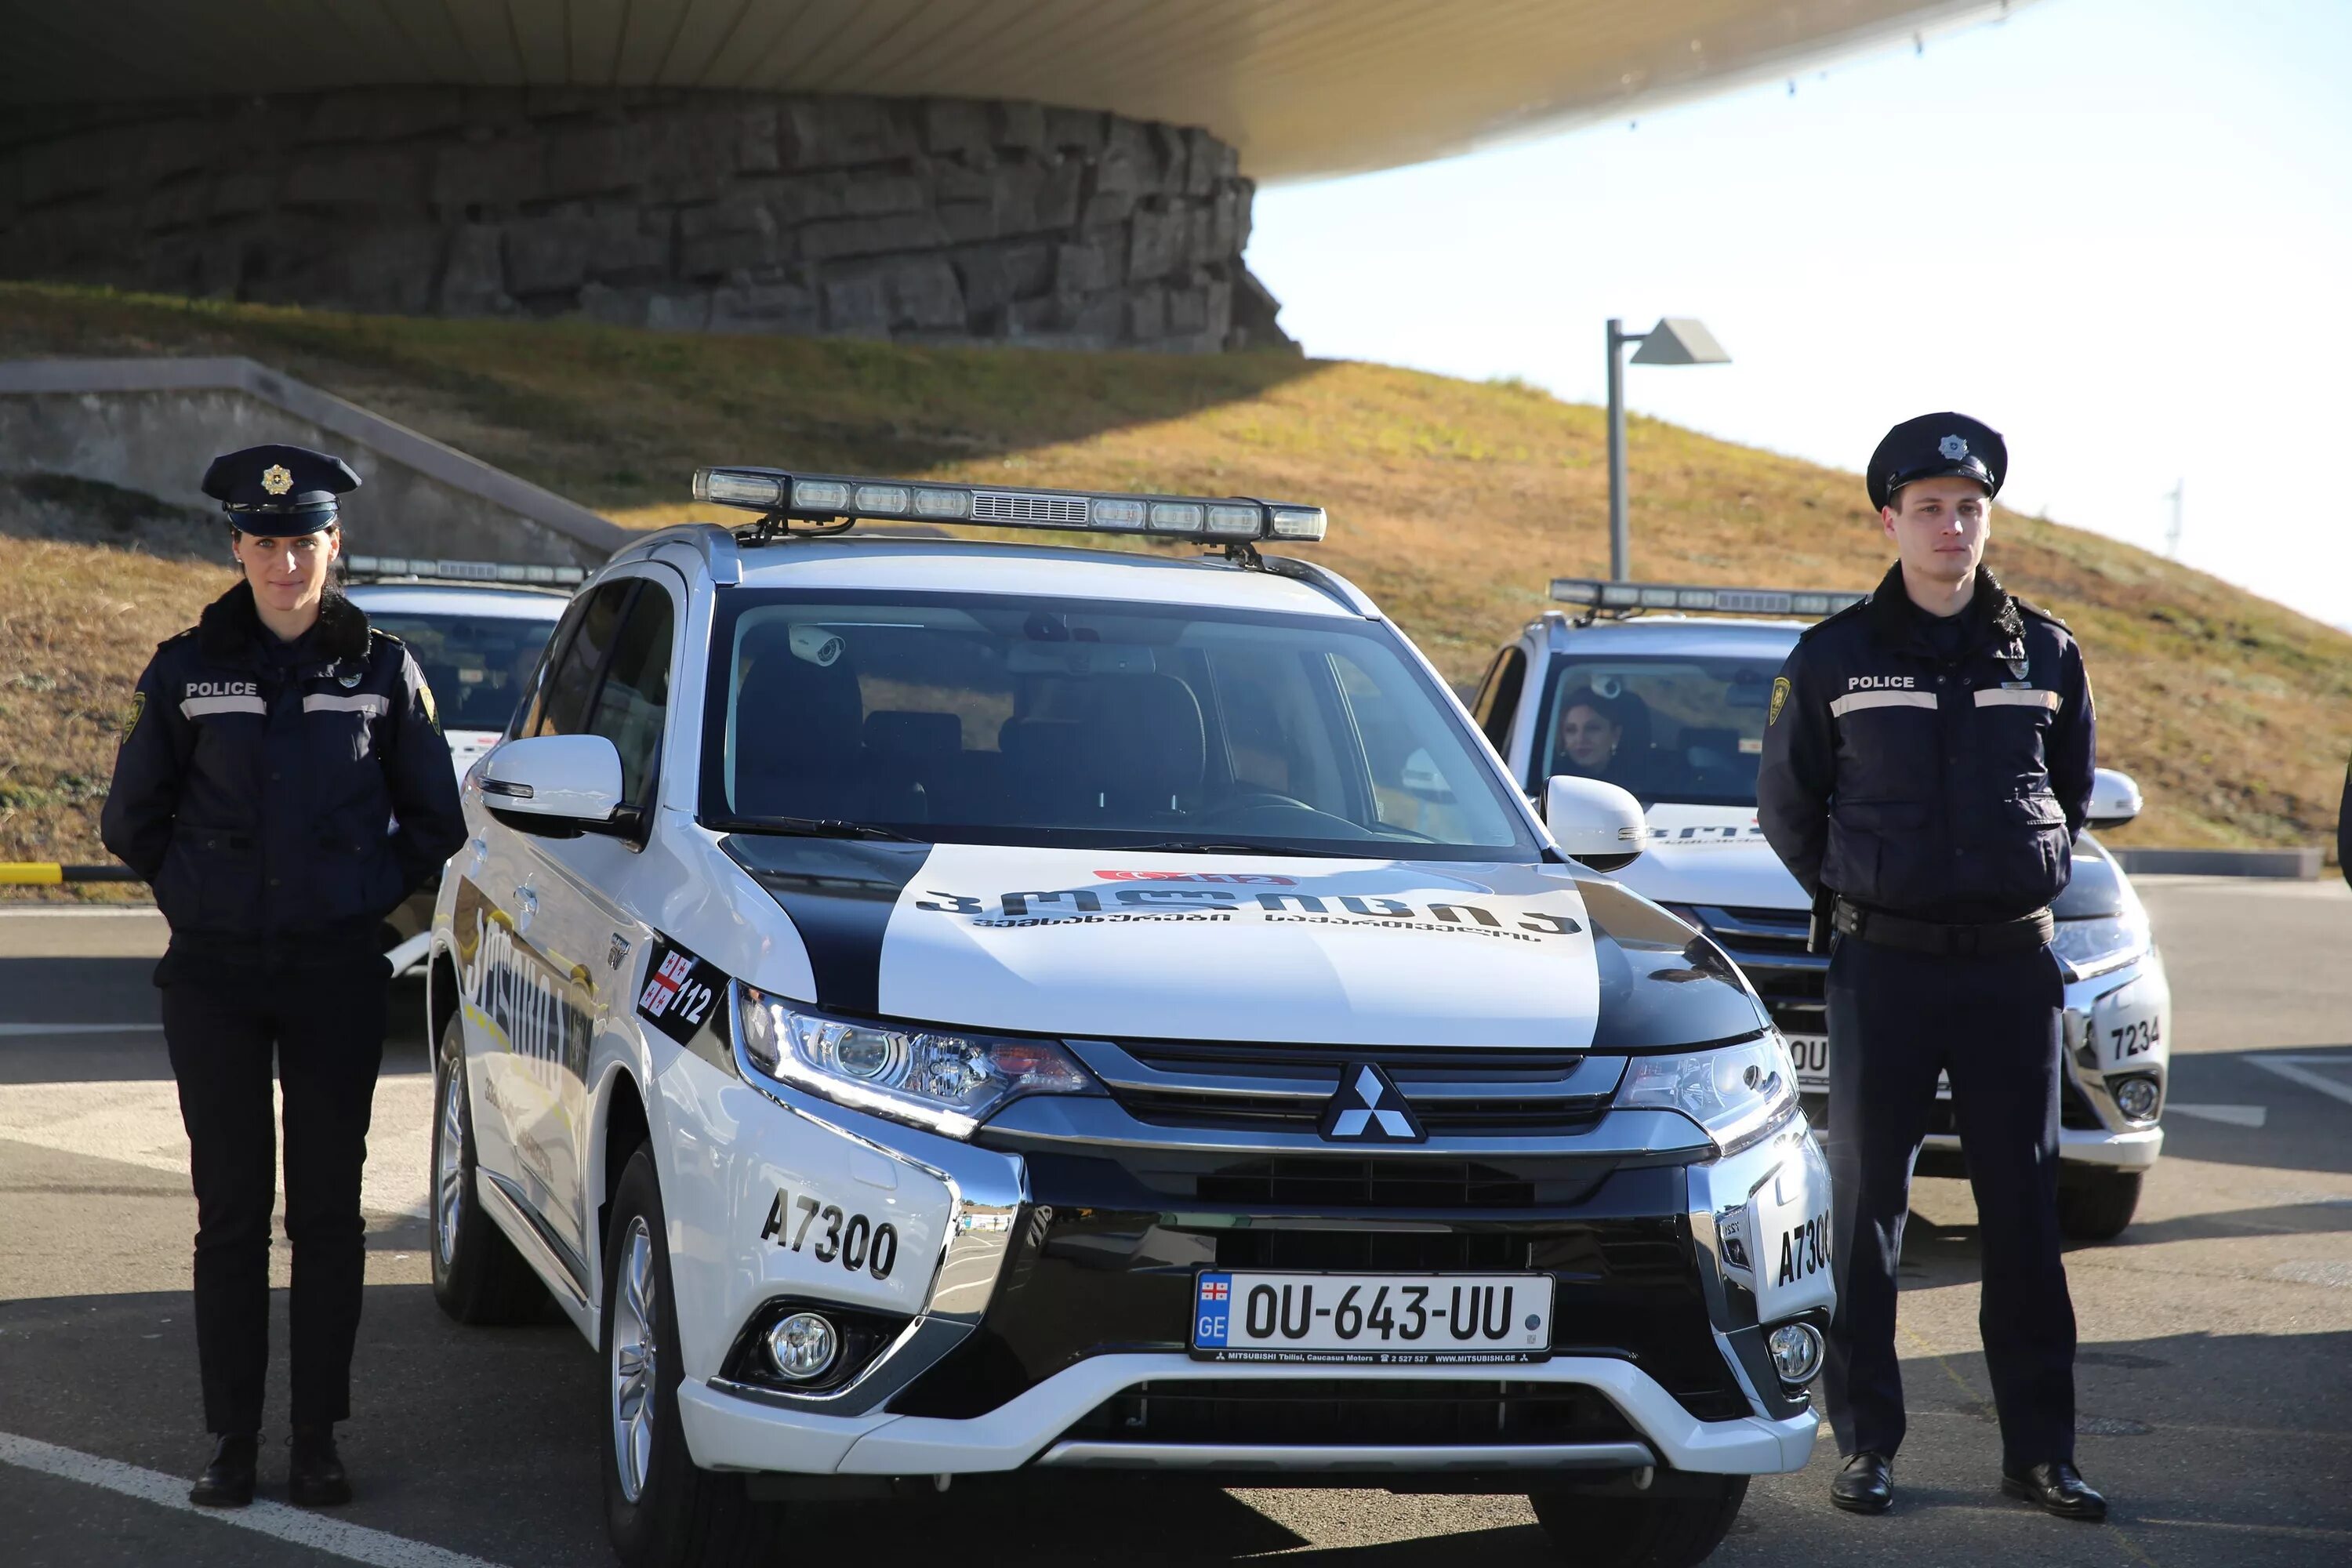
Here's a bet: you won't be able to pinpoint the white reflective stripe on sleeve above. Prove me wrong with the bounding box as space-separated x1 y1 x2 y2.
1973 688 2060 710
303 693 390 717
180 695 267 718
1828 691 1939 717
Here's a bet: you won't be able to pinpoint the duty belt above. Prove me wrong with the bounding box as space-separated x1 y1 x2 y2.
1831 898 2053 956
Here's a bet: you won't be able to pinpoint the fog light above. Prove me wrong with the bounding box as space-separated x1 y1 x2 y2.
1767 1321 1824 1385
2111 1075 2161 1123
764 1312 840 1382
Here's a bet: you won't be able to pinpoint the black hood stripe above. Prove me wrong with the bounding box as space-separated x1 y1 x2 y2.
1571 876 1772 1051
720 836 935 1015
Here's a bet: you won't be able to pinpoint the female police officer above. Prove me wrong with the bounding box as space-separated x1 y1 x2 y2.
101 445 466 1508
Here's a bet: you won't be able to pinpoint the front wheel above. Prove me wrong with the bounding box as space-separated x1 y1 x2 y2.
1530 1475 1748 1568
2056 1167 2143 1242
601 1147 784 1568
430 1011 549 1324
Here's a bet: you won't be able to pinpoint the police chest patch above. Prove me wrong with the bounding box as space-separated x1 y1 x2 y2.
635 936 725 1047
118 691 145 745
1768 677 1790 726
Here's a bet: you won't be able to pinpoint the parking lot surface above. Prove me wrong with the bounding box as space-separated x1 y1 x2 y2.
2 875 2347 1566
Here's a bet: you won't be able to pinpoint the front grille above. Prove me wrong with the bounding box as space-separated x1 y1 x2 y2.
1080 1040 1610 1138
1058 1378 1640 1449
1100 1149 1617 1210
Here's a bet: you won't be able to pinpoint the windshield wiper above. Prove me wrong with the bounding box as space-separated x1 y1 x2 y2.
1094 839 1370 858
718 815 925 843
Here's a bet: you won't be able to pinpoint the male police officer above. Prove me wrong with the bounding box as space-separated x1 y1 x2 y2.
1757 414 2106 1522
102 445 465 1507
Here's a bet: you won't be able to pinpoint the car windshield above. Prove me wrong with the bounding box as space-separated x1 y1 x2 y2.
365 611 561 732
702 590 1541 860
1539 654 1786 808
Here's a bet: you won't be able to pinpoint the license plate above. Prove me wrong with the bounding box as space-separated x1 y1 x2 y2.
1191 1272 1552 1363
1788 1033 1831 1093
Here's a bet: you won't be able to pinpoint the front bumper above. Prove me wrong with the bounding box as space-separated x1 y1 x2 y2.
670 1047 1829 1483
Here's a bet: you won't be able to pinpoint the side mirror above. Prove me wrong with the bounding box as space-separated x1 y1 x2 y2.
2085 767 2143 830
480 734 628 837
1544 775 1646 873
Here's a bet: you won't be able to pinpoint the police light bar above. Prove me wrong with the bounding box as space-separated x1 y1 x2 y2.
691 466 1327 544
345 555 586 586
1548 578 1866 619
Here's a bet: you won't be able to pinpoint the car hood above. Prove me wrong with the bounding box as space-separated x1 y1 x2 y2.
1613 804 1809 913
721 837 1767 1051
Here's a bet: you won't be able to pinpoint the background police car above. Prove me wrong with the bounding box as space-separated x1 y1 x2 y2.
422 475 1834 1568
339 557 573 975
1474 584 2168 1240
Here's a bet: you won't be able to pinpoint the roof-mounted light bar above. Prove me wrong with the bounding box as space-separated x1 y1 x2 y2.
344 554 586 586
1549 577 1866 619
691 466 1327 545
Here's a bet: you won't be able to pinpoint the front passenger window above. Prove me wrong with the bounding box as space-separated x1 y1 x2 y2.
586 585 675 806
534 583 633 737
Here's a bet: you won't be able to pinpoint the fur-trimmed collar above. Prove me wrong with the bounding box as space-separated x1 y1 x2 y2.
1863 561 2023 650
196 580 372 665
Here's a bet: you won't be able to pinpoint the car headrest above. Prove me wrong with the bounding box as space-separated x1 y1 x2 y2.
1099 673 1206 813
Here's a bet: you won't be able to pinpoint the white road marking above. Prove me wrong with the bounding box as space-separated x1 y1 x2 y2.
0 1430 514 1568
0 1022 162 1036
2249 1054 2352 1112
0 1078 432 1219
2165 1102 2269 1128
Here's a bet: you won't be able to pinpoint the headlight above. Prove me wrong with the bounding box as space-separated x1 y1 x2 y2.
735 986 1097 1139
2050 908 2150 980
1613 1032 1798 1156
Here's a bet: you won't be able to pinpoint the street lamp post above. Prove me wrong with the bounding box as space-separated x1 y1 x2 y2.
1605 316 1731 580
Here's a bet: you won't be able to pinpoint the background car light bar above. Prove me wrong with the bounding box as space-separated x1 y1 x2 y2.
1548 578 1866 619
345 554 585 586
691 466 1327 543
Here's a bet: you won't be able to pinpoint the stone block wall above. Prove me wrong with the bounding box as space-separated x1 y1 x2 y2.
0 89 1291 353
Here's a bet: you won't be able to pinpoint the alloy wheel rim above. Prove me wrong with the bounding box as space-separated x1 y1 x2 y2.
611 1217 658 1502
435 1061 466 1266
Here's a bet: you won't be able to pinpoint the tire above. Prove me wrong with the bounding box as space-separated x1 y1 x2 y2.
601 1148 786 1568
1530 1475 1748 1568
2056 1167 2143 1243
430 1011 550 1324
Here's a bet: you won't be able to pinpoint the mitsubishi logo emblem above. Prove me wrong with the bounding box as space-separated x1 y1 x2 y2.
1319 1062 1426 1144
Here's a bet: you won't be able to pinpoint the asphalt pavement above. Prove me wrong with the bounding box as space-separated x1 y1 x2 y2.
2 877 2347 1567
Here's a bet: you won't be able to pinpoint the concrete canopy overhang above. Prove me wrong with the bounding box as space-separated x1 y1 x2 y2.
3 0 2027 181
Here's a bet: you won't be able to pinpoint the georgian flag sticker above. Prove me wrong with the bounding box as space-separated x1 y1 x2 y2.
635 936 725 1047
1319 1062 1427 1144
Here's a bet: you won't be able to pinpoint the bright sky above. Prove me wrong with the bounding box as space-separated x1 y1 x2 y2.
1249 0 2352 630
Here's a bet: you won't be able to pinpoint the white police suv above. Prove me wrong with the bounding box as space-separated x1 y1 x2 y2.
425 478 1832 1568
1472 579 2169 1243
340 557 577 975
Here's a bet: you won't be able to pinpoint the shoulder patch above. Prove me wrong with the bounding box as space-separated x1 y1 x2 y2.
1769 677 1791 726
118 690 146 746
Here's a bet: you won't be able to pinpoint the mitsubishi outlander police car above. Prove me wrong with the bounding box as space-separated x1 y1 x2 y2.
340 556 575 974
1472 577 2168 1243
425 474 1831 1568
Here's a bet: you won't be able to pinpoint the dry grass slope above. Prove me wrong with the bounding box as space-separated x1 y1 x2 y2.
3 281 2343 871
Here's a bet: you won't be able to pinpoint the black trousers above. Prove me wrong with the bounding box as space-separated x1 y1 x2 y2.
1820 935 2077 1471
160 953 388 1435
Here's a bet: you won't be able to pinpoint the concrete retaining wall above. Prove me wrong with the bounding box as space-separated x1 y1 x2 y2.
0 89 1288 353
2109 846 2325 880
0 357 627 570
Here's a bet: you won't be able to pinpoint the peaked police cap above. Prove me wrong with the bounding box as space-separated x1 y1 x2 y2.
201 444 361 532
1867 412 2006 513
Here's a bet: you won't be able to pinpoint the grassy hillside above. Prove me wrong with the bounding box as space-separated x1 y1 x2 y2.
3 281 2345 875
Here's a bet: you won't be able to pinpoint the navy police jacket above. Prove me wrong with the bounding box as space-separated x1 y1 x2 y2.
101 582 466 960
1757 563 2096 924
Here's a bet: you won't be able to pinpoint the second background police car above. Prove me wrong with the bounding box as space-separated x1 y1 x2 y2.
425 472 1832 1568
1474 581 2169 1240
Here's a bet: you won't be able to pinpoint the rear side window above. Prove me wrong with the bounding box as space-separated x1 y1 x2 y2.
586 584 675 806
532 583 632 738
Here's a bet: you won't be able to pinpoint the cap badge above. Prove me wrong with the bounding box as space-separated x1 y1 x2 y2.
1938 434 1969 461
261 464 294 496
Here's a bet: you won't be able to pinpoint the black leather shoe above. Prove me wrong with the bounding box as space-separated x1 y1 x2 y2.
1830 1450 1893 1514
287 1425 352 1508
190 1434 257 1508
2002 1460 2107 1521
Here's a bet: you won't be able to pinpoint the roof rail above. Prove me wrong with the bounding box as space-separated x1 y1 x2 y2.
611 522 742 586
